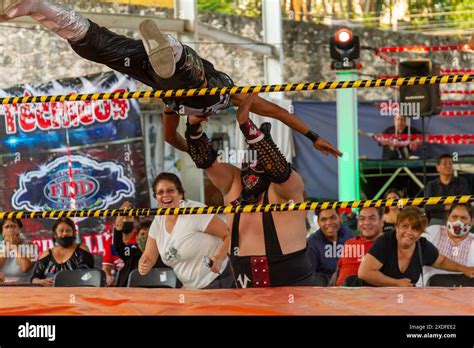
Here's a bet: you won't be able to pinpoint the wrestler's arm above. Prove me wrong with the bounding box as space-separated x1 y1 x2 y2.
163 106 188 152
231 94 309 134
231 94 342 158
236 94 304 202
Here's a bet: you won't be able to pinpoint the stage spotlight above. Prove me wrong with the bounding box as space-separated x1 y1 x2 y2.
330 28 360 70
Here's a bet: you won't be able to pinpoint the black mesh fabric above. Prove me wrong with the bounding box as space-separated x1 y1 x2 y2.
185 123 217 169
252 123 291 184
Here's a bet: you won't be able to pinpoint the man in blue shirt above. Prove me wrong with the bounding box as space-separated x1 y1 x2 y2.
307 209 353 279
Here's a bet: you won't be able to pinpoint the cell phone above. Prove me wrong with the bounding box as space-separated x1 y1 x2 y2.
203 256 213 268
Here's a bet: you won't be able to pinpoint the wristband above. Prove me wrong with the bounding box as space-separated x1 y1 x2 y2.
305 130 320 142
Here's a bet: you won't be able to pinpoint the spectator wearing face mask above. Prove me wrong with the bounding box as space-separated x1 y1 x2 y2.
31 217 94 286
102 201 138 287
419 204 474 285
113 218 173 287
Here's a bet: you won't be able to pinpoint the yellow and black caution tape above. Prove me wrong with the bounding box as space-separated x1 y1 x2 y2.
0 195 471 220
1 74 473 105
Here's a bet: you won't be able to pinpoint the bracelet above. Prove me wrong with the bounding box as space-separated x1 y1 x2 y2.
305 130 320 142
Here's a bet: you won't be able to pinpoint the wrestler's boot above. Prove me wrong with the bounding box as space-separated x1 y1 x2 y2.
0 0 89 41
139 19 184 79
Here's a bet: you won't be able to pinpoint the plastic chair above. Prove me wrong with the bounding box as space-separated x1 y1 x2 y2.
53 269 106 287
341 275 365 287
427 274 474 287
313 273 329 287
127 268 178 288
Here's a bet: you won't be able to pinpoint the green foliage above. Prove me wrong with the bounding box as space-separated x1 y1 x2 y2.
196 0 473 30
197 0 261 17
197 0 236 14
235 0 261 17
448 0 474 28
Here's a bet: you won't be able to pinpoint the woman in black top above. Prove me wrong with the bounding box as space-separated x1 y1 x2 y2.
358 207 474 286
31 217 94 286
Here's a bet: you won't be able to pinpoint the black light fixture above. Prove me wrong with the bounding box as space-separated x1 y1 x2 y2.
330 28 360 70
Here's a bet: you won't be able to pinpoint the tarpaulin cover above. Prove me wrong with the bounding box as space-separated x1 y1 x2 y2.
0 287 472 316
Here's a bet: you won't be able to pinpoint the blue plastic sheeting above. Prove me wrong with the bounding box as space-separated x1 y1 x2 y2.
293 101 474 200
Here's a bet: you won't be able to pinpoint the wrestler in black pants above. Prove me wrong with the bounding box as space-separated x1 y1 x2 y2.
69 20 233 113
70 20 204 91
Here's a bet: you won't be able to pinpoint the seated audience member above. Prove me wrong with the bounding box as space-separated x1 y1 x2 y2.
379 114 422 160
334 207 384 286
383 188 402 234
307 209 352 279
419 204 473 285
102 232 124 287
102 201 138 287
31 217 94 286
358 206 474 287
139 173 233 289
113 216 173 287
0 219 35 283
424 154 470 225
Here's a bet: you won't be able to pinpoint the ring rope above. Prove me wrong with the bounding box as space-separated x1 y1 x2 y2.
0 195 472 220
0 74 473 105
372 133 474 145
441 110 474 117
441 90 474 95
378 44 470 53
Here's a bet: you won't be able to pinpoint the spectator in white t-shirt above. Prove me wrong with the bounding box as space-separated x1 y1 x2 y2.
138 172 233 289
419 204 474 286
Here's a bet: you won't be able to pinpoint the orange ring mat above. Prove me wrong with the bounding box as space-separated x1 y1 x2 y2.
0 287 472 316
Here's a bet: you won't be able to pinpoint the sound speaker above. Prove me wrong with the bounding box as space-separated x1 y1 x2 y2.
398 59 441 117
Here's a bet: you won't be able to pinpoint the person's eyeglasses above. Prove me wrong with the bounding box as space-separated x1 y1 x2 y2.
155 188 177 196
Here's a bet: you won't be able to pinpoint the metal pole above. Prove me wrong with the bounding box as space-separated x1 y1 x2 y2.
337 70 360 201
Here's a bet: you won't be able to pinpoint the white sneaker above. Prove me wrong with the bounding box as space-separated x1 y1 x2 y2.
139 19 175 79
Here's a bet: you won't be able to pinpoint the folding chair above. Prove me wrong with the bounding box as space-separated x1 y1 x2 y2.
127 268 178 288
427 274 474 287
341 275 365 287
53 269 106 287
313 273 329 287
